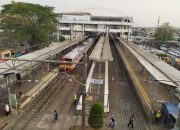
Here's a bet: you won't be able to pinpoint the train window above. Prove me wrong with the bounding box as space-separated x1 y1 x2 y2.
65 58 72 62
4 53 10 57
11 52 15 55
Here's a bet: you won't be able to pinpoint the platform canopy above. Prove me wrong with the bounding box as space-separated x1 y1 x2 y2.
89 36 113 62
102 36 113 61
119 38 180 88
89 36 104 61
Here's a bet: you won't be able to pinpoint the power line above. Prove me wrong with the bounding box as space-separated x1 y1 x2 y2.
0 58 85 65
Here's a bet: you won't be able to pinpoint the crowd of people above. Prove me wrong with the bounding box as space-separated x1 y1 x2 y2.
108 110 162 129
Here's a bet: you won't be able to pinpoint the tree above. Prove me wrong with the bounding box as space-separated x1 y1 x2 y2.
88 102 104 129
154 23 173 48
178 38 180 42
0 2 57 49
59 35 65 42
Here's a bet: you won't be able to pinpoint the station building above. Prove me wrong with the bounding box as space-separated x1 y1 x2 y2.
56 12 133 39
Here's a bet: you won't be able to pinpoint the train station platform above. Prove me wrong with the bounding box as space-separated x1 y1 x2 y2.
77 36 112 112
114 36 179 129
0 37 84 129
0 68 59 129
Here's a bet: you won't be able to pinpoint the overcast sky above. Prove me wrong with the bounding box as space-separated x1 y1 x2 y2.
0 0 180 27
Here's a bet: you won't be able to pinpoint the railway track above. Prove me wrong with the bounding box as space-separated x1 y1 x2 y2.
50 77 80 130
4 36 98 130
9 73 69 130
111 37 148 130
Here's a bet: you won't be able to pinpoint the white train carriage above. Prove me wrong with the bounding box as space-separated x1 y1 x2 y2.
60 38 94 71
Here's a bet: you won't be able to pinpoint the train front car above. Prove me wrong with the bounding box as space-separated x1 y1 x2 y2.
60 56 73 72
59 38 94 72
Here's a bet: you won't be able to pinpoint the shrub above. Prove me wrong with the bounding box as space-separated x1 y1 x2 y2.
88 102 104 129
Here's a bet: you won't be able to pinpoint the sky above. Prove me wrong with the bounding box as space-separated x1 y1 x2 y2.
0 0 180 27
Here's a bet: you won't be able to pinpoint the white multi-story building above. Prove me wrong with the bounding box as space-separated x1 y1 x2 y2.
56 12 133 39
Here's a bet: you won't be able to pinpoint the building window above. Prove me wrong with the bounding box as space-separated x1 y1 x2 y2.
110 25 119 29
60 23 70 27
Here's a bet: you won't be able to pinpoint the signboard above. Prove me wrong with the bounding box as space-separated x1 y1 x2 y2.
90 79 103 85
9 94 17 109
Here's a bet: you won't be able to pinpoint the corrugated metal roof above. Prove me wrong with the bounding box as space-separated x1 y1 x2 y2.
89 36 104 61
90 36 113 62
102 37 113 61
119 38 180 88
56 12 91 16
0 37 86 75
64 46 83 59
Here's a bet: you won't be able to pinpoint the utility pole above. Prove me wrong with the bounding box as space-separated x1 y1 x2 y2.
157 16 160 28
82 53 87 130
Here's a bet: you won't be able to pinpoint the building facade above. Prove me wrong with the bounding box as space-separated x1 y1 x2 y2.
56 12 133 39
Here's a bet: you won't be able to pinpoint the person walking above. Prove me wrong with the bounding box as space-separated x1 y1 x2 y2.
54 110 58 121
16 73 21 90
5 104 10 116
155 110 161 124
73 93 77 106
19 90 22 97
151 110 157 125
128 115 134 128
109 115 115 128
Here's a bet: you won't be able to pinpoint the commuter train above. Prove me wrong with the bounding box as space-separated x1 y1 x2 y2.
60 38 94 71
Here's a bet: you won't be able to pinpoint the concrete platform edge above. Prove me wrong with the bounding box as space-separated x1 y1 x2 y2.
19 69 59 109
2 69 59 130
115 42 152 119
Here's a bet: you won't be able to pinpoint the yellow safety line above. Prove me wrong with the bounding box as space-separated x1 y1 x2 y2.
117 45 152 110
41 72 54 82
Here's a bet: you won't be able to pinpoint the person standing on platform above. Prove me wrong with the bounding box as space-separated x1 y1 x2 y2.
128 115 134 128
16 73 21 90
19 90 22 97
155 110 161 124
109 115 115 128
73 93 77 106
5 104 10 116
151 110 157 125
54 110 58 121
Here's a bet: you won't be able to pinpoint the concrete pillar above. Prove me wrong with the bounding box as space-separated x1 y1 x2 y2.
106 25 109 37
57 23 60 41
6 76 9 86
70 23 72 42
172 103 180 130
82 24 85 36
47 63 50 71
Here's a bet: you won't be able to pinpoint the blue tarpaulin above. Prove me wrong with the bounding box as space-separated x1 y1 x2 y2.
162 103 178 119
161 103 178 128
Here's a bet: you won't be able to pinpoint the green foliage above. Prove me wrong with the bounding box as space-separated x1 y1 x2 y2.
88 102 104 129
59 35 65 42
0 2 57 48
178 38 180 42
156 53 167 57
154 23 173 46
